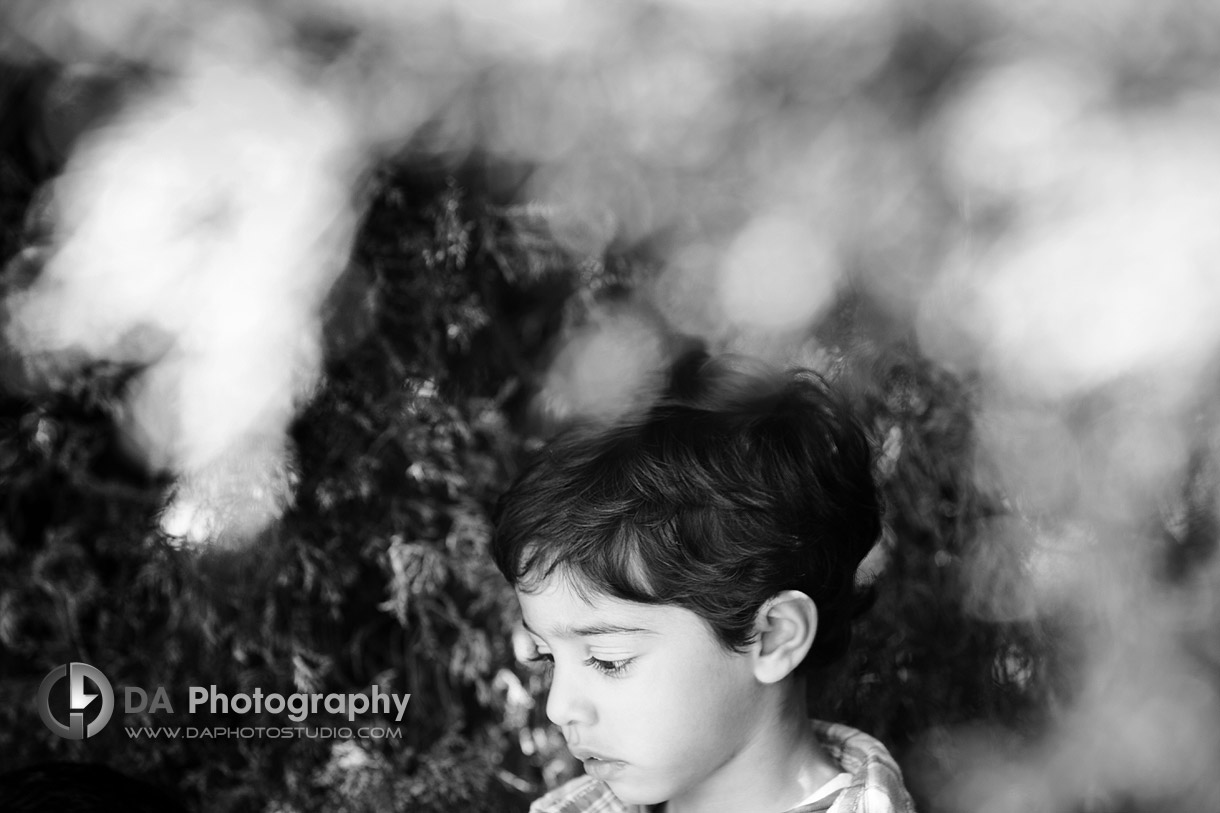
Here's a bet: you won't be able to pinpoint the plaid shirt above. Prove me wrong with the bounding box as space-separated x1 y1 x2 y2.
529 720 916 813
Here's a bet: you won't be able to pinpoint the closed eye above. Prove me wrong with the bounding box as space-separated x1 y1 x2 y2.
585 656 634 677
525 652 554 673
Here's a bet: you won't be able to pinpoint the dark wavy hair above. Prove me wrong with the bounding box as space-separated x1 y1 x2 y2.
492 350 881 669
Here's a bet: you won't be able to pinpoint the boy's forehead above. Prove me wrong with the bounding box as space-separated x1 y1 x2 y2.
515 576 675 639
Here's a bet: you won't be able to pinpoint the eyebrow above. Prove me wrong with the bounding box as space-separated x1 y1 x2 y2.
521 618 655 639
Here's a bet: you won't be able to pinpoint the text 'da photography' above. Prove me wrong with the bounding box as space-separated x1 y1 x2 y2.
36 662 409 743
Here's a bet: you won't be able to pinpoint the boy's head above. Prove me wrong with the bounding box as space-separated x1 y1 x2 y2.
493 351 883 806
493 350 881 672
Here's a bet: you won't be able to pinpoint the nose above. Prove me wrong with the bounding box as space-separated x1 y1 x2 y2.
545 663 596 729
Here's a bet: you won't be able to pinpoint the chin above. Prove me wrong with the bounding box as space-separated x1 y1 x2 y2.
603 777 666 808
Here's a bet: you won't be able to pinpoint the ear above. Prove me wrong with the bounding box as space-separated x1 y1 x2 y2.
751 590 818 684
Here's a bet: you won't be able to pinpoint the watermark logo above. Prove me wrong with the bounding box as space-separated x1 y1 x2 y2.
34 663 409 741
38 662 115 739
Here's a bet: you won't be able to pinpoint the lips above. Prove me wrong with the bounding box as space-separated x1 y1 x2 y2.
569 746 616 762
568 747 627 781
578 756 626 781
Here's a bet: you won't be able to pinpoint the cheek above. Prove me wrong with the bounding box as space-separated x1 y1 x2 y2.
620 650 756 739
606 667 759 801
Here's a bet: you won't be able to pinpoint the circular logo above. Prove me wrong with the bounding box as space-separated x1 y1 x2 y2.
38 662 114 739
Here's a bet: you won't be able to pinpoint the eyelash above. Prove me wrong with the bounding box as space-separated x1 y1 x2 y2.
526 652 634 677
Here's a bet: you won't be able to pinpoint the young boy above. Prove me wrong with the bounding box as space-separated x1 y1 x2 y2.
492 351 916 813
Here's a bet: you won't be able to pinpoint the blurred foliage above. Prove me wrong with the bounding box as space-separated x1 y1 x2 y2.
0 70 582 807
3 1 1220 810
808 337 1065 766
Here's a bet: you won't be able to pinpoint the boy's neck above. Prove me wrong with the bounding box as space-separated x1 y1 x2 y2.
656 689 840 813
